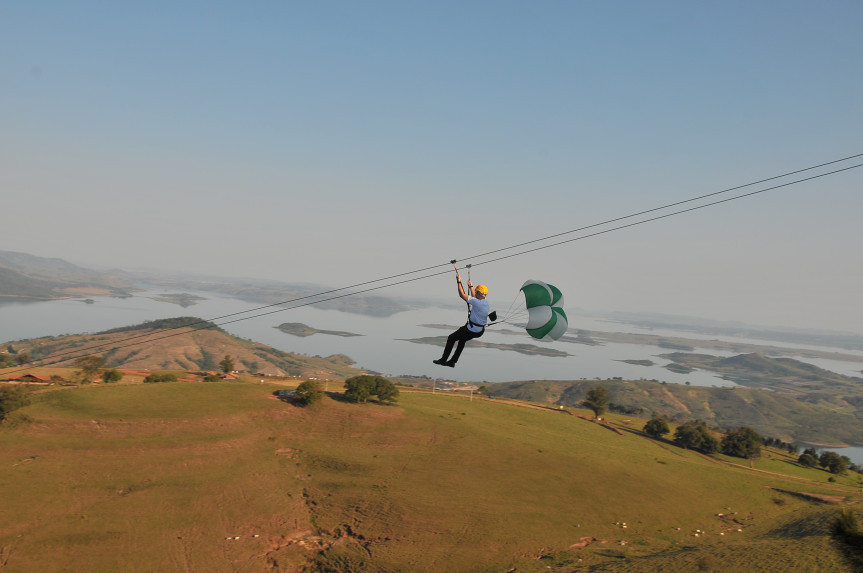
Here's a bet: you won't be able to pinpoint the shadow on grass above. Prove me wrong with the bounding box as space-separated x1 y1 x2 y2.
325 391 353 404
322 391 399 406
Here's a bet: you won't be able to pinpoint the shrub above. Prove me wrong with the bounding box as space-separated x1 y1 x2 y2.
0 386 31 422
102 369 123 383
143 373 178 384
344 375 399 404
295 381 324 406
643 416 670 438
674 421 719 453
819 451 848 475
721 427 762 459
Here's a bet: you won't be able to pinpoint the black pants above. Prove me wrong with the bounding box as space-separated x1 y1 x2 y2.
441 325 484 364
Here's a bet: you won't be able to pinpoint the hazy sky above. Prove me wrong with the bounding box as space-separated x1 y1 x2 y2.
3 2 862 333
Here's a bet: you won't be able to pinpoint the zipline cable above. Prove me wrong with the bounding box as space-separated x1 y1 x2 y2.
6 156 862 373
454 152 863 264
466 161 863 269
60 152 863 339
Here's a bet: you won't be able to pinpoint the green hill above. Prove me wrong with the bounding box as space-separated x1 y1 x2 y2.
0 382 860 571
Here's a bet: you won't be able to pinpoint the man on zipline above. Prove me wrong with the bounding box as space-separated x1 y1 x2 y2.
433 269 490 367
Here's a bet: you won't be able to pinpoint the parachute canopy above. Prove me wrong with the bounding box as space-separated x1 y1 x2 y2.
520 280 568 341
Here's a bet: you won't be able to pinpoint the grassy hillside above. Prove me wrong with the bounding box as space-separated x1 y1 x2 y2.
491 378 863 447
0 381 860 572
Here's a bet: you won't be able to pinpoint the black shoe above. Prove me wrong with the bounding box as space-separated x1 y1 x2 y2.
433 358 448 366
444 361 456 368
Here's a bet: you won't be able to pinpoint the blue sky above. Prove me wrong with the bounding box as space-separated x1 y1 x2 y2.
3 1 862 333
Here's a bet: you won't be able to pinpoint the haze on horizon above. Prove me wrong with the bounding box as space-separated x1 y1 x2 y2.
3 2 862 335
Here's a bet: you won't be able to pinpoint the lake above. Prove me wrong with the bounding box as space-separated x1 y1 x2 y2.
0 289 739 386
3 290 863 388
4 290 863 465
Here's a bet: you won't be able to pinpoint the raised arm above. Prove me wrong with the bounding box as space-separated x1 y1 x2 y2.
456 274 469 301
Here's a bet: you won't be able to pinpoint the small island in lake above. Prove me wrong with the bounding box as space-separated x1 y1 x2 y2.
618 359 655 366
276 322 362 338
149 293 207 308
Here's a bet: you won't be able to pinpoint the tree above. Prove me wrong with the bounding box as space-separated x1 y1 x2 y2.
582 386 610 419
721 427 762 460
16 351 30 366
374 377 399 403
0 386 30 422
344 376 375 403
219 355 235 374
74 355 105 385
102 369 123 384
819 451 848 475
344 375 399 404
295 380 324 406
673 421 719 453
798 453 818 468
643 416 670 438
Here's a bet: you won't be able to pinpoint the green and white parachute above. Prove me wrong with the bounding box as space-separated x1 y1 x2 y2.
520 280 568 340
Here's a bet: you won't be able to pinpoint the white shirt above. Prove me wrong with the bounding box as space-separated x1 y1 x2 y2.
466 296 490 333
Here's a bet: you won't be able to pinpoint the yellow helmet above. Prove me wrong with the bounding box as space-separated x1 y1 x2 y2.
476 284 488 296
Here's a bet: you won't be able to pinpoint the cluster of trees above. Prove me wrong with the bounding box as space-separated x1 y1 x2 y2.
641 416 859 475
608 403 645 416
288 376 400 407
0 349 30 368
798 448 850 475
589 383 856 474
73 356 123 385
674 421 721 453
642 416 763 459
762 436 800 454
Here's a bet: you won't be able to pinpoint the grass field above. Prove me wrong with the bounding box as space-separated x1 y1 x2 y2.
0 381 861 572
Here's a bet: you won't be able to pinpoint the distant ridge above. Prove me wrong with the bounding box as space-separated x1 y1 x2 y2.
0 250 133 299
3 317 364 379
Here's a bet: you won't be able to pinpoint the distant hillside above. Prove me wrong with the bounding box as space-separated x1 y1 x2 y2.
661 352 863 392
0 267 60 299
2 317 365 378
489 376 863 446
0 250 409 317
607 311 863 351
143 277 412 317
0 250 133 299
